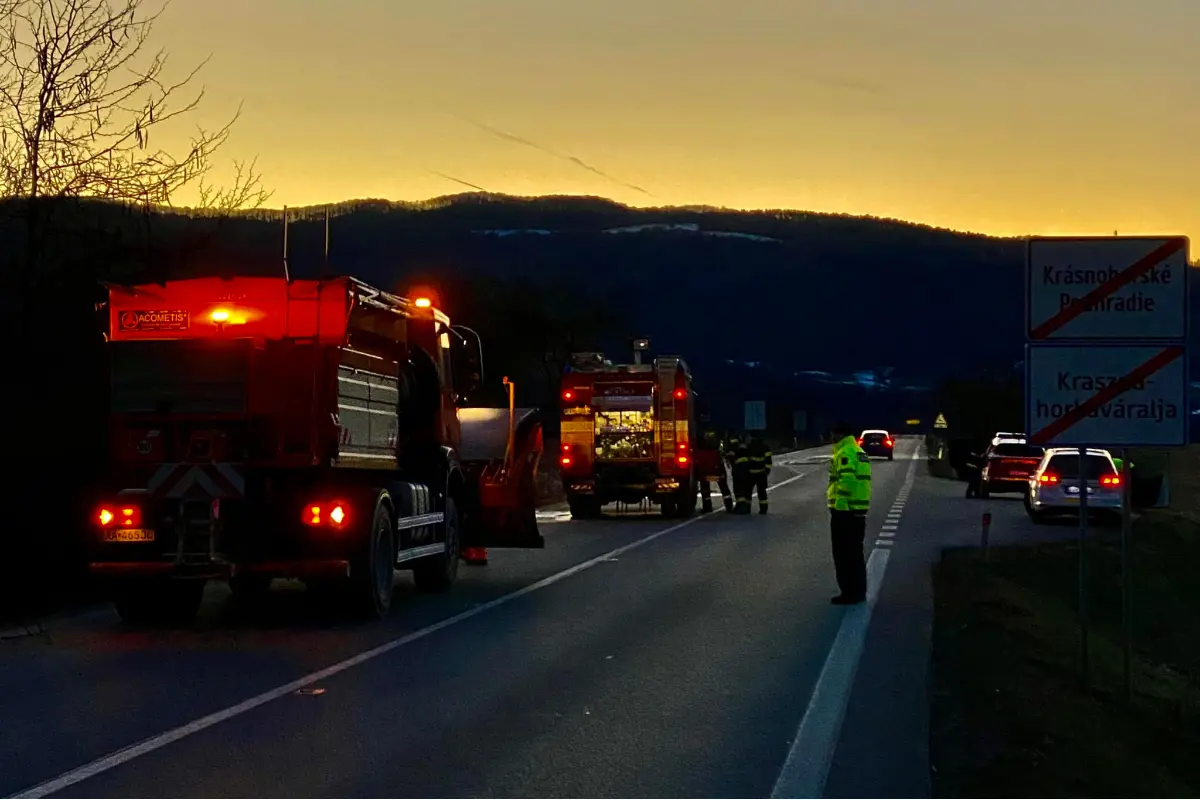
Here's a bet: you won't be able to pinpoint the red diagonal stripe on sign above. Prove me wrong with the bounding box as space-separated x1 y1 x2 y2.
1030 345 1184 444
1030 238 1186 340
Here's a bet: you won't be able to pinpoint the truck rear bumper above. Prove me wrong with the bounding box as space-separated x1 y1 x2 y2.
88 559 351 580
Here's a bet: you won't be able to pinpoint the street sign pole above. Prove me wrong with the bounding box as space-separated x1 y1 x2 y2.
1077 445 1090 688
1025 235 1191 690
1120 446 1133 703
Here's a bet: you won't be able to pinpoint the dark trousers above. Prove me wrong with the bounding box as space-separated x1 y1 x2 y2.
751 471 768 511
732 467 751 513
830 509 867 599
965 469 982 498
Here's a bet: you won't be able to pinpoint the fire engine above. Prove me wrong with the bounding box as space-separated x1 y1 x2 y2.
558 350 696 518
90 275 543 624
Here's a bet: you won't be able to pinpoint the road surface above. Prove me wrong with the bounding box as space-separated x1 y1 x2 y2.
2 441 924 798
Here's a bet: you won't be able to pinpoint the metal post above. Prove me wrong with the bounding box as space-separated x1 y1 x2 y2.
1078 446 1090 687
1120 447 1133 703
980 511 992 560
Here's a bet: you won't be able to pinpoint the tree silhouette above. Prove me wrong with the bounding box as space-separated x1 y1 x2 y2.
0 0 269 301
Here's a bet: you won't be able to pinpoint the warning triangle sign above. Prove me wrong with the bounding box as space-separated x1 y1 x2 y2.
933 413 948 429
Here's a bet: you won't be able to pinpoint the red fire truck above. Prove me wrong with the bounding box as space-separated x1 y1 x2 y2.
90 276 543 624
558 352 696 518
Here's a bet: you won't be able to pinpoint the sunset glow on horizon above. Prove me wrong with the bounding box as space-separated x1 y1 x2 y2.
149 0 1197 242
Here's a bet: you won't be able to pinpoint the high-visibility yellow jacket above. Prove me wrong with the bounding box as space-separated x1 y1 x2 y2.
828 435 871 511
746 438 772 475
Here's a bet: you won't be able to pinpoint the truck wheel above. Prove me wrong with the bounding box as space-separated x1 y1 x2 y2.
674 484 696 518
349 501 395 620
229 574 273 604
112 579 205 627
568 496 601 519
979 482 990 499
660 498 678 518
413 496 460 594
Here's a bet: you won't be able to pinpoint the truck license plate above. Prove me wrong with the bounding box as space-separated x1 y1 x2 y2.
103 528 155 543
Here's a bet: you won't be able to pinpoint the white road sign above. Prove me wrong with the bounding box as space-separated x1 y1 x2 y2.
1026 236 1190 341
744 400 766 431
1025 343 1187 447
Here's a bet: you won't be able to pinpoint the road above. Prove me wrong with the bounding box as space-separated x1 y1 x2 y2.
3 441 924 798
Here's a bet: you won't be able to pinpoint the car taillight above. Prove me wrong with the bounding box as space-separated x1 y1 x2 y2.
884 438 893 447
1101 475 1121 487
97 505 141 527
303 501 349 528
856 438 863 445
1039 473 1060 484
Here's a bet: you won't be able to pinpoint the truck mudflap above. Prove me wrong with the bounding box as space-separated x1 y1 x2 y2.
458 406 544 548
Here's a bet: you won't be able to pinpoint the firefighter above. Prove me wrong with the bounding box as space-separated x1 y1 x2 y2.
745 433 772 513
731 433 753 514
461 546 488 566
696 430 724 513
716 431 738 512
827 420 871 604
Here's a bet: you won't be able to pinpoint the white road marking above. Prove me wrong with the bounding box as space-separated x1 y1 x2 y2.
874 539 893 546
771 442 920 799
878 531 894 538
11 470 817 799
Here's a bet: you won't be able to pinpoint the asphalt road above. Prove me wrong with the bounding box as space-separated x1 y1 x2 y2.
2 441 921 798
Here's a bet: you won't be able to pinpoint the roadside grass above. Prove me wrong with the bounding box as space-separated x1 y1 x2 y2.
931 510 1200 797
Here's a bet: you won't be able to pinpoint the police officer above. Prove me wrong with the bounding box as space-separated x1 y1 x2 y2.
731 433 753 514
827 420 871 604
717 431 739 512
745 432 772 514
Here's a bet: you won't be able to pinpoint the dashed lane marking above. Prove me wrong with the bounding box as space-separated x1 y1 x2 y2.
771 443 921 798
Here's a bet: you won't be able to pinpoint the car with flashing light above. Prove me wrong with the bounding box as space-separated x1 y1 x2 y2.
1024 447 1123 524
857 430 894 460
979 439 1044 497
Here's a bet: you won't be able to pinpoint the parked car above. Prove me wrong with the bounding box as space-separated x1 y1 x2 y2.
979 439 1045 497
857 429 894 460
1025 447 1123 524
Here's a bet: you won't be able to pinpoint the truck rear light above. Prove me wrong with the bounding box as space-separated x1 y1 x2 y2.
1039 473 1059 484
560 442 572 466
303 501 349 528
97 505 141 527
562 390 574 401
1101 475 1121 486
677 454 689 465
673 388 686 399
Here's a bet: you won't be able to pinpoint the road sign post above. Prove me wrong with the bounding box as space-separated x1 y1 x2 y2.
1025 234 1191 693
744 400 766 431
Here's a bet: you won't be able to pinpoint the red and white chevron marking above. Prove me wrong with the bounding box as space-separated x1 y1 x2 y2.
146 463 245 499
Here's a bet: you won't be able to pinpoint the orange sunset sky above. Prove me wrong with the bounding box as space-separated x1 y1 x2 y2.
151 0 1197 242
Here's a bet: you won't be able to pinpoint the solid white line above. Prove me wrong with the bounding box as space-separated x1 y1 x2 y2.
769 449 918 799
12 471 816 799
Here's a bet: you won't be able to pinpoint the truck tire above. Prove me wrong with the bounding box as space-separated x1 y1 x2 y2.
349 501 396 620
413 495 460 594
229 574 273 604
979 481 990 499
568 496 601 519
112 579 205 627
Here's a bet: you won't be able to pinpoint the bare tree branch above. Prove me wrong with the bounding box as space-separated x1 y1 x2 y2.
0 0 270 211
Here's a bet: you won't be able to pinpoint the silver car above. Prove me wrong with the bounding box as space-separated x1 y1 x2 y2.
1025 447 1124 524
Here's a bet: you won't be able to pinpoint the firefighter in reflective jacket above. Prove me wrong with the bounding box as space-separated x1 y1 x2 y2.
827 421 871 604
715 433 738 511
731 435 754 514
745 434 772 514
695 430 725 513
